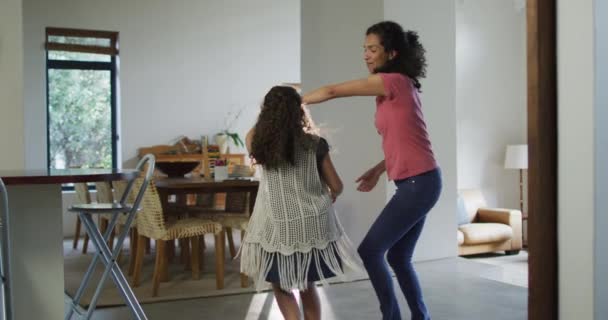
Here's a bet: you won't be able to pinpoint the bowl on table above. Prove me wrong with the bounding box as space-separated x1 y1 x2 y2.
155 161 200 177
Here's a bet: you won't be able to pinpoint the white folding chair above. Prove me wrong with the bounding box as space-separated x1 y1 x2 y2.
0 178 12 320
64 154 155 320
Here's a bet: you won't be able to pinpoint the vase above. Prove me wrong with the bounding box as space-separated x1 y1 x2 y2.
214 166 228 181
215 133 229 154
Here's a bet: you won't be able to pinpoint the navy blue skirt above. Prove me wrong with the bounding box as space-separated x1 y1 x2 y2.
265 247 343 283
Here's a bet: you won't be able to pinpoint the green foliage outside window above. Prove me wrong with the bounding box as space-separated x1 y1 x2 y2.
48 68 112 169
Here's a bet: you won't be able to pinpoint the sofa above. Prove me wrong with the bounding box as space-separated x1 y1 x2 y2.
457 189 523 256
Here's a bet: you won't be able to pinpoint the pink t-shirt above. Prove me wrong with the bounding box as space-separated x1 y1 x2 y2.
375 73 437 181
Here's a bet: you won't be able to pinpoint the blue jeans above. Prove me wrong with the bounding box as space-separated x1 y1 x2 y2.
358 168 442 320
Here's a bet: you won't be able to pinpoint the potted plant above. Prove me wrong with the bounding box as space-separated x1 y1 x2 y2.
215 107 246 154
215 131 244 154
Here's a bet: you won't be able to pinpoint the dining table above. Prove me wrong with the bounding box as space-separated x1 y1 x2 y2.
154 176 259 216
0 169 137 320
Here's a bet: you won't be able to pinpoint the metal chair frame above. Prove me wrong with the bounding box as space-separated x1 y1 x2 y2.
65 154 155 320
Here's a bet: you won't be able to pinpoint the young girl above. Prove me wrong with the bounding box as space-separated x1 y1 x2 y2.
240 86 360 320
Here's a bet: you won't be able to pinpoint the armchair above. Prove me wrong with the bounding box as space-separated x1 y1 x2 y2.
457 189 522 256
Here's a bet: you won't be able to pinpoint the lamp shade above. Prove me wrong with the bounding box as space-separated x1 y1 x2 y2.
504 144 528 169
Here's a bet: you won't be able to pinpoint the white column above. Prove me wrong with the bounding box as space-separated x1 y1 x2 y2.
383 0 458 260
0 0 25 170
558 0 596 318
301 0 385 247
594 0 608 318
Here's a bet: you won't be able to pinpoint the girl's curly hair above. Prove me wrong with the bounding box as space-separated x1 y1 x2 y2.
251 86 316 169
367 21 427 90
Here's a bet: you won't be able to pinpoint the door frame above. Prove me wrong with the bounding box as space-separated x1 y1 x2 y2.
527 0 558 319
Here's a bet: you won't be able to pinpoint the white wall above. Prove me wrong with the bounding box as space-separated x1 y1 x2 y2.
22 0 301 236
456 0 527 209
383 0 458 260
594 0 608 317
558 0 596 318
22 0 301 169
301 0 386 248
0 0 25 170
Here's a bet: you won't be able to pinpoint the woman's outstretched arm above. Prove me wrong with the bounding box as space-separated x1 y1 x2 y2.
302 74 386 105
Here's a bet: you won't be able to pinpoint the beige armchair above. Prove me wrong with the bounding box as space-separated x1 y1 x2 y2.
457 189 522 256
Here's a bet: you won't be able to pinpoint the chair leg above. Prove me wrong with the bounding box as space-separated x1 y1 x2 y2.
99 218 109 249
152 240 166 297
226 227 236 259
128 228 139 276
239 229 249 288
73 217 82 249
114 226 122 264
145 237 151 254
109 227 116 252
180 239 191 270
132 235 147 287
160 240 169 283
167 239 175 263
82 233 89 254
190 236 200 280
199 235 206 270
214 231 225 289
100 217 108 235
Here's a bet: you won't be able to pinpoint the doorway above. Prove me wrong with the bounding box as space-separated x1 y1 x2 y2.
526 0 557 319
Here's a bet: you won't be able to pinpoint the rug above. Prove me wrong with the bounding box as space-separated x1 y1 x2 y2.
64 235 366 308
64 234 262 308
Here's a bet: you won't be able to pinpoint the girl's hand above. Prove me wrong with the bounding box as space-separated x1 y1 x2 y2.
355 166 381 192
330 190 338 203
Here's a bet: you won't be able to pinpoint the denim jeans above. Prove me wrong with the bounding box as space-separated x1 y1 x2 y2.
358 168 442 320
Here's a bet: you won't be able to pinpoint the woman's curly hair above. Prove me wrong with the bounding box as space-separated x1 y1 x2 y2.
251 86 317 169
367 21 427 90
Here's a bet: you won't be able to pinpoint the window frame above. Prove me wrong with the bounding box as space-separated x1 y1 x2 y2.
45 27 119 171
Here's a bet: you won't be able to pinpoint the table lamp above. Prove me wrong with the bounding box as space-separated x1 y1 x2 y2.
504 144 528 213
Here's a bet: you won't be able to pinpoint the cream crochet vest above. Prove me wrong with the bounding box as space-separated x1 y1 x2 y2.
244 144 342 254
241 143 360 291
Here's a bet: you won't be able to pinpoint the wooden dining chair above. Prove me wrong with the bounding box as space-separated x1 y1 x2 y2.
193 191 251 288
129 177 225 296
194 192 250 258
73 183 91 254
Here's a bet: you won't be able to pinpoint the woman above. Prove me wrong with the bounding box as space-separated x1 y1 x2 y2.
302 21 442 320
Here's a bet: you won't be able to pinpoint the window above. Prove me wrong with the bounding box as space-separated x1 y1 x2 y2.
45 27 119 170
